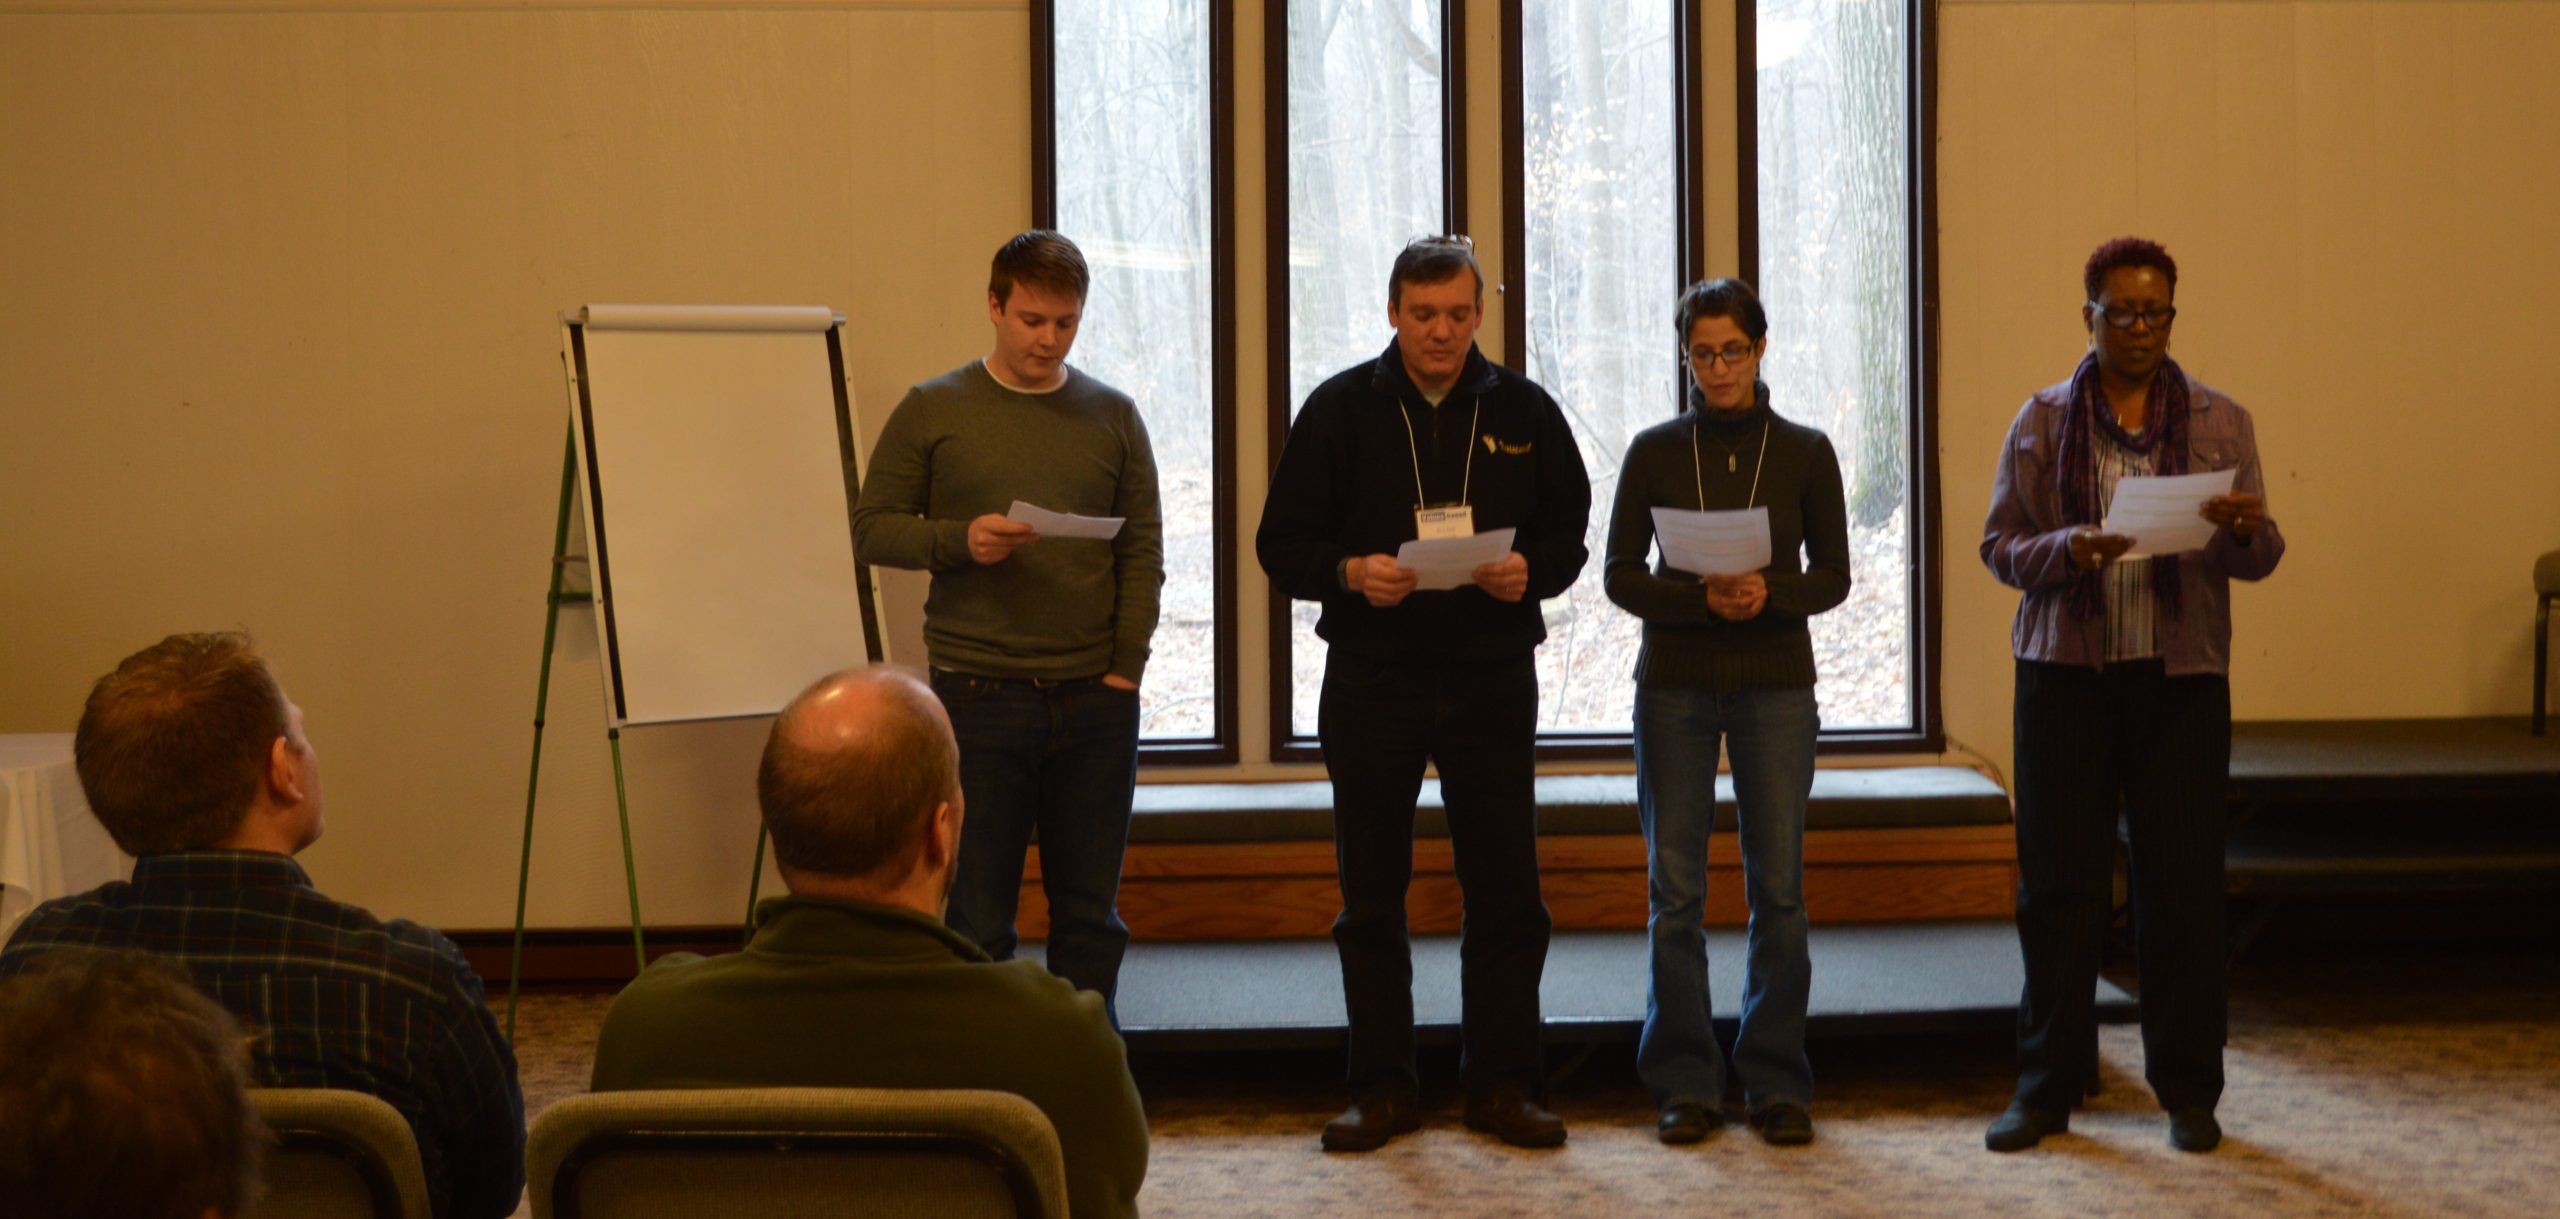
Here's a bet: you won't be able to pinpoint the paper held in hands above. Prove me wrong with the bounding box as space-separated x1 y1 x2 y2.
2101 469 2237 557
1006 500 1124 540
1394 527 1517 591
1651 507 1771 577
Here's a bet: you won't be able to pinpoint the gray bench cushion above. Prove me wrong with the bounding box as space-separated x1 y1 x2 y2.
2226 809 2560 895
1128 766 2010 845
2231 718 2560 804
2224 718 2560 897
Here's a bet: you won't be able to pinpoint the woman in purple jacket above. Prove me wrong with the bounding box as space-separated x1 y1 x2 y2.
1980 237 2283 1155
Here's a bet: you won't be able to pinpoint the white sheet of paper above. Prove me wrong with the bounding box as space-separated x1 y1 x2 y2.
1650 506 1772 577
1394 527 1517 591
1006 500 1124 541
2101 468 2237 557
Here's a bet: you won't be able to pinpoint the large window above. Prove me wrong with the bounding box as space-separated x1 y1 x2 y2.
1048 0 1232 757
1517 0 1682 734
1501 0 1925 743
1045 1 1930 759
1277 0 1455 740
1752 0 1917 734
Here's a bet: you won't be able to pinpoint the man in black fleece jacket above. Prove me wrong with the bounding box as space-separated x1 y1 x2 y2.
1257 237 1591 1153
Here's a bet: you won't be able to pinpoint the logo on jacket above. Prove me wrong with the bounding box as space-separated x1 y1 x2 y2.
1483 434 1533 456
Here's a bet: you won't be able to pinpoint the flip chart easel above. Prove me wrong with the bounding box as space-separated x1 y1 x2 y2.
506 305 883 1035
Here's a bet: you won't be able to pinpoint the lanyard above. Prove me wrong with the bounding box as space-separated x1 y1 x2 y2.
1692 416 1771 510
1399 396 1481 508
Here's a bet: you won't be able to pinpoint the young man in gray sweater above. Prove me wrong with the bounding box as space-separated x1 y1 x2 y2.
850 231 1163 1017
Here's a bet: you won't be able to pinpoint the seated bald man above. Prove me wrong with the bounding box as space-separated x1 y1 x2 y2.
589 666 1148 1219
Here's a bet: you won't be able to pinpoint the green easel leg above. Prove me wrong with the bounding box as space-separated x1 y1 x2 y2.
505 428 581 1042
609 728 647 973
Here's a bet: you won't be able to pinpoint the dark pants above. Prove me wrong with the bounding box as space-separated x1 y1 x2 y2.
1318 648 1550 1103
2011 658 2230 1114
932 669 1140 1019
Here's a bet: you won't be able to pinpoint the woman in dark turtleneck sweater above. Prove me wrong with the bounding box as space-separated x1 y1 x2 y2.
1603 278 1850 1148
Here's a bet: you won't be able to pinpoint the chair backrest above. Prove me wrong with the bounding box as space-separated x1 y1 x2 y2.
242 1088 435 1219
528 1087 1069 1219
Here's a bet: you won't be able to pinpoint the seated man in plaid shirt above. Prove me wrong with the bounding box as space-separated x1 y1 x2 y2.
0 631 525 1219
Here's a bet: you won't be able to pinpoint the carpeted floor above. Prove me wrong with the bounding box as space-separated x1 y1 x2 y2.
504 947 2560 1218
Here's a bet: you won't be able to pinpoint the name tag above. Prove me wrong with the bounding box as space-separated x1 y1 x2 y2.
1414 504 1474 540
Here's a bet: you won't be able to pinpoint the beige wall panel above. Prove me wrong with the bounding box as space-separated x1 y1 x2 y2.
1228 0 1275 765
836 11 1032 679
1937 3 2138 776
1698 0 1739 277
0 5 1028 929
1938 1 2560 780
10 0 2559 929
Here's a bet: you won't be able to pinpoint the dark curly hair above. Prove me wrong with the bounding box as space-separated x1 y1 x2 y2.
1675 277 1769 345
2083 236 2177 302
0 949 264 1219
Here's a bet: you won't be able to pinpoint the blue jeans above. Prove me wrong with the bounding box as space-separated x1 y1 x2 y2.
931 670 1140 1019
1633 683 1818 1112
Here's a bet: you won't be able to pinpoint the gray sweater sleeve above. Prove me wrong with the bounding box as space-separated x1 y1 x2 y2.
1108 405 1165 683
851 386 972 573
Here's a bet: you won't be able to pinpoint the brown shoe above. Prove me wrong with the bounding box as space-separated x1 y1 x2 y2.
1656 1100 1724 1145
1321 1095 1422 1152
1750 1102 1815 1146
1462 1094 1567 1149
1984 1101 2069 1152
2167 1107 2222 1153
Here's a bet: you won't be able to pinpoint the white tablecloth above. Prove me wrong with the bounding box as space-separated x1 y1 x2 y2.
0 734 132 943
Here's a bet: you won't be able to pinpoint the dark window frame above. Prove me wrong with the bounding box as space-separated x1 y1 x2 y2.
1725 0 1945 755
1033 1 1937 763
1486 0 1715 761
1034 0 1242 765
1268 0 1940 760
1262 0 1469 763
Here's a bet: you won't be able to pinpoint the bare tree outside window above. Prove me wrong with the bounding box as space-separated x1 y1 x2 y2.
1284 0 1448 738
1520 0 1678 733
1072 0 1918 745
1758 0 1913 729
1055 0 1217 739
1508 0 1915 735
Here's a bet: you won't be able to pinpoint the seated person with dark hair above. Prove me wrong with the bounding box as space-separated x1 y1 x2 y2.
0 632 526 1219
0 948 265 1219
591 665 1149 1219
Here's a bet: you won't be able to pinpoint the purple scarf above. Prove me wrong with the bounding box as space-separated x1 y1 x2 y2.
2055 352 2189 619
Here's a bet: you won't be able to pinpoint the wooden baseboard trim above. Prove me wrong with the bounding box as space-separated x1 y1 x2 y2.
447 925 747 991
457 826 2020 986
1021 825 2018 940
